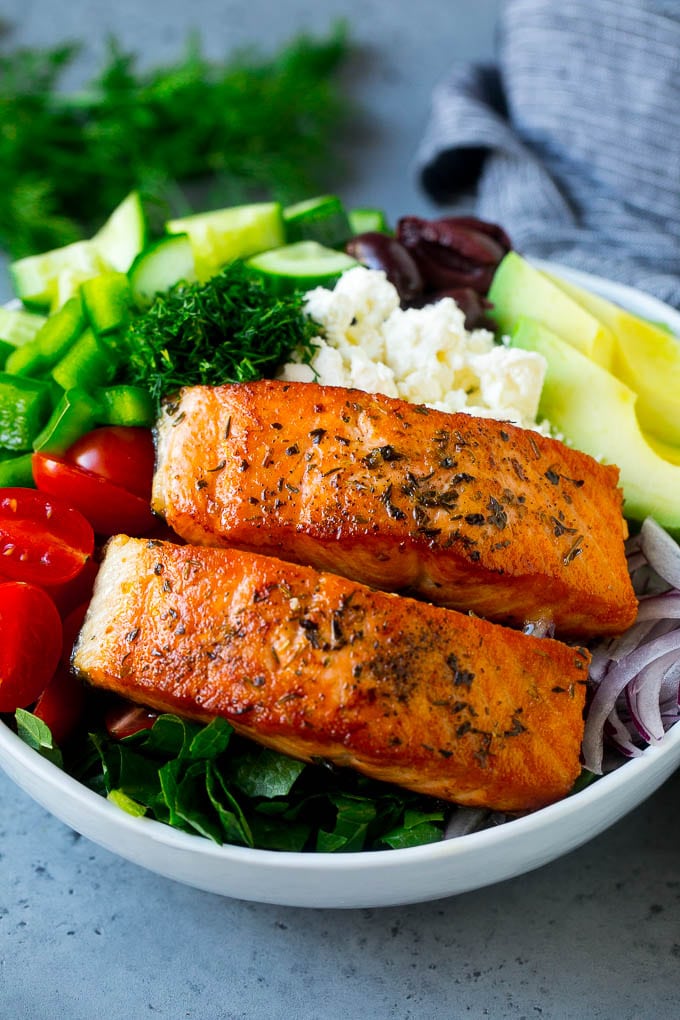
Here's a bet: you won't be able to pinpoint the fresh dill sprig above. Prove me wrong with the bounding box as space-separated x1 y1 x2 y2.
0 23 352 259
123 261 318 404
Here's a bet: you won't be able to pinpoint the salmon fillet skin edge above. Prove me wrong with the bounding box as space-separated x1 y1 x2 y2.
73 536 589 813
152 380 637 638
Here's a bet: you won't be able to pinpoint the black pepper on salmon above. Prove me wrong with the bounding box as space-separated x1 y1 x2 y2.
73 536 589 812
152 380 637 638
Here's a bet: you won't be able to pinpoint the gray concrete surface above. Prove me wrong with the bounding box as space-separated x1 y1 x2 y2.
2 2 680 1018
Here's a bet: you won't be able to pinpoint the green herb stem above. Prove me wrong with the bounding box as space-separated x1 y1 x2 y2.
122 261 319 404
0 23 352 259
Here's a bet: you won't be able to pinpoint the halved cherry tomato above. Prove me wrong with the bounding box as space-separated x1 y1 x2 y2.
0 582 63 712
33 601 89 743
33 664 85 745
0 488 94 586
67 427 155 500
33 453 157 536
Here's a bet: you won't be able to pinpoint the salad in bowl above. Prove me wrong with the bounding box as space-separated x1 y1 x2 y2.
1 192 679 906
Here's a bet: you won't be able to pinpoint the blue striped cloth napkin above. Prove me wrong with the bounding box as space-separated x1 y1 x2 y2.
416 0 680 307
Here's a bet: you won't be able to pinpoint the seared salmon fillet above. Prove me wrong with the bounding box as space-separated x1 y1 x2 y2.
73 536 588 812
152 380 636 638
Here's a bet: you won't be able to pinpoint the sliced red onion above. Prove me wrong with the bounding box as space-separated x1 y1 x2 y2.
590 619 659 672
603 710 642 760
444 807 490 839
582 629 680 774
583 518 680 776
636 591 680 620
640 517 680 589
659 658 680 704
626 551 647 574
625 647 680 744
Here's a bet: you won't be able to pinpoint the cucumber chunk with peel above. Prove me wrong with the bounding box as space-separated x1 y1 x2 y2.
284 195 351 248
166 202 284 280
348 207 390 235
0 307 48 348
246 241 357 294
10 241 110 310
93 191 147 273
128 234 197 309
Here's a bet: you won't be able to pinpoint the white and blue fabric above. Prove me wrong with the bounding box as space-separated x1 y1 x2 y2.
417 0 680 306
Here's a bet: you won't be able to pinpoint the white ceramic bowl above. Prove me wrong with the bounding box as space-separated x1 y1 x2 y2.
2 264 680 908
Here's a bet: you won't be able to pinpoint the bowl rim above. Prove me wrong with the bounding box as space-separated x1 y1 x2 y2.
2 714 680 873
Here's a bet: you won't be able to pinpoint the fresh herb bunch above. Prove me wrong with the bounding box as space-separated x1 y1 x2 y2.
123 261 319 404
67 713 447 853
0 23 352 259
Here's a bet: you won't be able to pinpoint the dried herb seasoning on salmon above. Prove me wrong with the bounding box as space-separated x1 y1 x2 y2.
152 380 637 638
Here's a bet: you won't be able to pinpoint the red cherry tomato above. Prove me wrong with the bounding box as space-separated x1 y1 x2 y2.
33 664 85 745
67 427 155 500
0 488 94 586
0 582 63 712
33 602 89 743
33 453 157 537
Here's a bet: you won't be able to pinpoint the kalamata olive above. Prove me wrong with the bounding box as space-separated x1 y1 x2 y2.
345 232 424 302
397 216 512 294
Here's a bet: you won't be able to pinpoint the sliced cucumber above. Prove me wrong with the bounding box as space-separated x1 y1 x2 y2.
166 202 284 280
0 307 48 347
128 234 197 309
93 191 147 273
10 241 110 311
348 207 390 235
283 195 351 248
245 241 357 294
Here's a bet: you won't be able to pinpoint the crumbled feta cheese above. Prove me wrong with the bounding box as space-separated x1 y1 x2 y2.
279 266 548 430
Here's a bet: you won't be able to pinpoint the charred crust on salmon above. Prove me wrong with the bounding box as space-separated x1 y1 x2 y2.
151 381 637 638
74 537 590 813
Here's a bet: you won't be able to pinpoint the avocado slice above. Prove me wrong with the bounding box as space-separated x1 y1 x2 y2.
642 432 680 466
544 272 680 447
509 316 680 534
488 252 615 368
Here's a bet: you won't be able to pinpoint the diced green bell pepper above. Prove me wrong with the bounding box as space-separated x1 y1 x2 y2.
51 328 117 391
32 388 103 454
0 373 53 450
0 451 35 487
81 272 133 336
0 340 14 370
4 295 85 377
32 383 155 456
95 385 155 427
